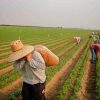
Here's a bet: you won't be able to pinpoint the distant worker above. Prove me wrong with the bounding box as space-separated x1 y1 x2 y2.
90 43 100 63
90 32 100 43
91 32 95 37
98 33 100 43
74 36 81 44
93 35 99 43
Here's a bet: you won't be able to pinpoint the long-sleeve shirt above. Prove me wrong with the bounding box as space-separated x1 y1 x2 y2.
13 51 46 85
93 35 99 41
91 44 100 51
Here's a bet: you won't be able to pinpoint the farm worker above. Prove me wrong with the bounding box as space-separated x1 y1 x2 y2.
74 36 81 44
90 43 100 63
90 32 100 43
91 32 95 37
8 40 46 100
93 35 99 43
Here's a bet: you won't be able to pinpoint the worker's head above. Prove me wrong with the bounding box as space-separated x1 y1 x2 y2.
8 40 34 62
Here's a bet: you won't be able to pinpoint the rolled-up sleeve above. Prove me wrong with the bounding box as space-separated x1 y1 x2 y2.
13 59 26 70
28 51 45 69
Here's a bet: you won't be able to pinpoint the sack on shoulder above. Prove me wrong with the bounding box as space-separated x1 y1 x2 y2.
34 45 59 66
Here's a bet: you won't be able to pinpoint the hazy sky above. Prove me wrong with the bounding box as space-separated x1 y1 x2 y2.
0 0 100 29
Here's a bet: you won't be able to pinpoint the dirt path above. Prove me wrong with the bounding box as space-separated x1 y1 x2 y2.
0 58 8 64
51 41 70 51
0 47 10 51
63 38 92 100
0 38 90 100
57 43 76 57
0 45 9 48
0 42 77 99
47 39 68 47
0 66 13 76
77 59 97 100
0 77 23 100
0 42 75 76
0 38 67 64
0 51 11 56
45 39 90 100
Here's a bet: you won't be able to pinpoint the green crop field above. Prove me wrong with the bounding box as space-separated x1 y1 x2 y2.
0 25 92 41
0 25 100 100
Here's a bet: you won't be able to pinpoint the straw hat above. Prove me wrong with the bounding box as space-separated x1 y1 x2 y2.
8 40 34 62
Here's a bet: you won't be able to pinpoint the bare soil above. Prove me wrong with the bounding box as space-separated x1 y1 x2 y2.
0 42 76 100
0 66 13 76
0 51 10 56
0 58 8 64
0 77 23 100
77 60 97 100
45 39 89 100
0 38 90 100
58 43 76 57
0 42 75 76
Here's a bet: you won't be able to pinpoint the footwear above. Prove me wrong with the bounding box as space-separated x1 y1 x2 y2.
96 58 98 61
91 60 96 64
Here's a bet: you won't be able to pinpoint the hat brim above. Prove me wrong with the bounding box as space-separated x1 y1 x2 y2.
8 45 34 62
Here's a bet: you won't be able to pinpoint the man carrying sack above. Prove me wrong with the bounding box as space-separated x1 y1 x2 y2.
8 40 59 100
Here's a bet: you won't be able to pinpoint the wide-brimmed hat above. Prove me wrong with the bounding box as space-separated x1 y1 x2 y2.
8 40 34 62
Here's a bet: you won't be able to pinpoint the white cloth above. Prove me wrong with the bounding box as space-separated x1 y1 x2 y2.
13 51 46 85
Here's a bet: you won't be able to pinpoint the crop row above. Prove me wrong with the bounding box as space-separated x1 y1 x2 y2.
96 57 100 99
56 38 92 100
68 39 92 100
0 40 71 77
0 37 65 53
0 40 76 99
0 39 75 89
0 38 71 70
7 38 89 99
0 37 67 62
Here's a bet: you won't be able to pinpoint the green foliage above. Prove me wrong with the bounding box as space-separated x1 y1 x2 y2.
57 39 91 100
0 70 22 88
8 88 21 100
0 25 91 41
96 57 100 99
0 25 92 99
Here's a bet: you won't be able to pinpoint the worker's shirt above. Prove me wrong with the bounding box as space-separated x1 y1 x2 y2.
93 35 99 41
13 51 46 85
91 44 100 51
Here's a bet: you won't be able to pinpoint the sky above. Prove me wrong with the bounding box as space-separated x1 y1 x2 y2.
0 0 100 30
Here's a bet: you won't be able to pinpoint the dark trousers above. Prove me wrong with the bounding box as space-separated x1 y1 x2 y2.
22 82 45 100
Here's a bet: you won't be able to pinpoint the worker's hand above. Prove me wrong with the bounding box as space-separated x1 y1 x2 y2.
26 52 33 61
42 89 45 94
